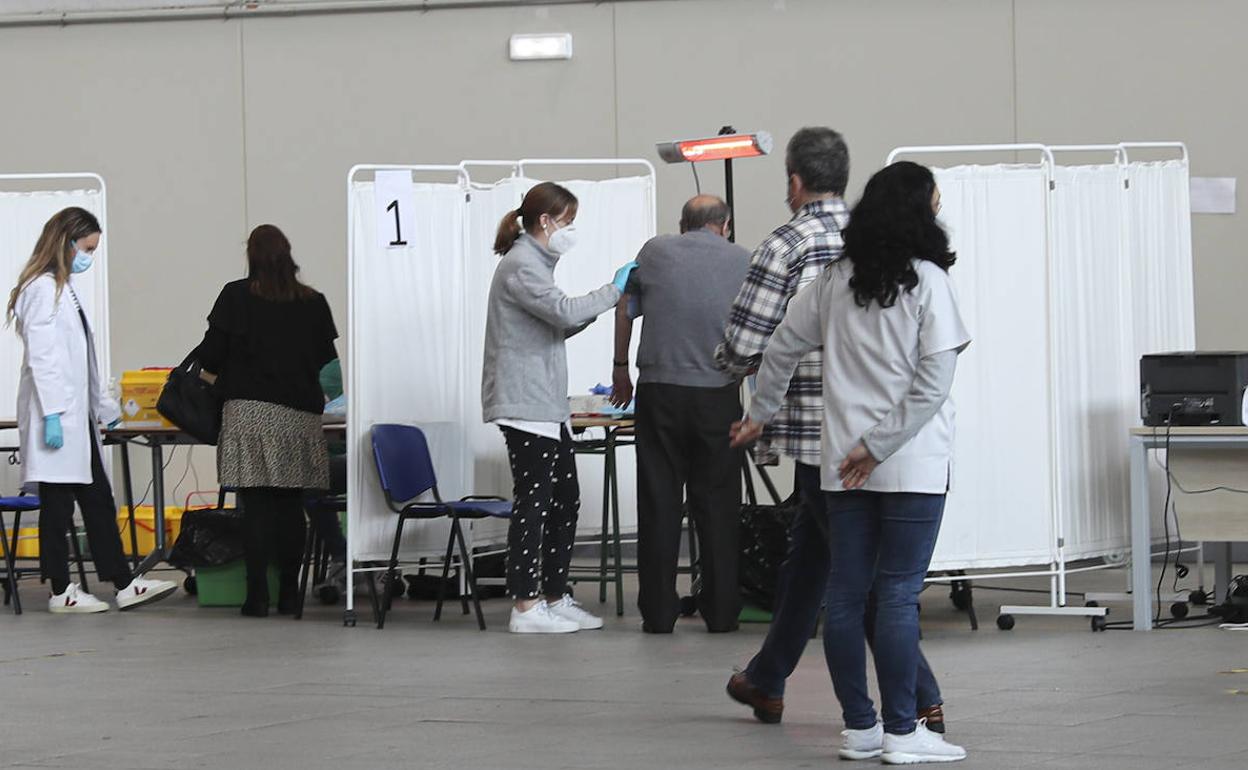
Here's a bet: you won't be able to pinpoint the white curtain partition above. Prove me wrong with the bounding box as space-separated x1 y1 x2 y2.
0 182 109 496
348 165 655 571
920 149 1193 575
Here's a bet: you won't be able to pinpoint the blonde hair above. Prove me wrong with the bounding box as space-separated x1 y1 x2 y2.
6 207 100 325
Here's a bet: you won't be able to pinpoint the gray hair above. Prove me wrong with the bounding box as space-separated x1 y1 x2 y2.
785 127 849 195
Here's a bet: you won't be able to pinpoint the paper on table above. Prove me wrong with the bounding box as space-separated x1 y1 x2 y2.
1191 177 1236 214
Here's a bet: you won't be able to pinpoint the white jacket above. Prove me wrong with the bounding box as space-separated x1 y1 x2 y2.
14 273 120 484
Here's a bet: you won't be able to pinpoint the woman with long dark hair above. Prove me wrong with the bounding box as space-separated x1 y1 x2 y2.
198 224 339 617
483 182 636 634
733 162 970 764
7 207 178 613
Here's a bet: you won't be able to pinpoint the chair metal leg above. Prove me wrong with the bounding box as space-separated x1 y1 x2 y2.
608 432 624 617
599 445 610 604
378 516 406 630
456 521 471 617
69 524 89 592
0 512 19 615
366 571 382 628
434 519 456 623
295 524 317 621
453 518 487 631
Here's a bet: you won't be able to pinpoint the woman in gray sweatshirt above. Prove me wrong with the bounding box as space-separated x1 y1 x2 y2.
482 181 637 634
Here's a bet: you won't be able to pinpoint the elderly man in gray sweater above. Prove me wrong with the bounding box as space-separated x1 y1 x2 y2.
611 195 751 633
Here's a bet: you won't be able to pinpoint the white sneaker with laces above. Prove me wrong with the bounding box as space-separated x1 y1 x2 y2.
115 577 179 611
48 583 109 614
840 722 884 760
546 594 604 630
882 720 967 764
509 600 580 634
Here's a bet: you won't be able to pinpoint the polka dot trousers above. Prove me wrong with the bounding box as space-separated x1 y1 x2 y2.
500 426 581 600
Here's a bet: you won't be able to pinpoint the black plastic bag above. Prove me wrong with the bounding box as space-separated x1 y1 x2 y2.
738 493 803 611
168 507 245 569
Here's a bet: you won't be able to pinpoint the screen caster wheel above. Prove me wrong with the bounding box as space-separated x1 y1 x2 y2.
1091 615 1108 632
679 595 698 617
1189 590 1210 606
183 576 198 596
1170 602 1189 620
996 614 1015 631
343 610 357 627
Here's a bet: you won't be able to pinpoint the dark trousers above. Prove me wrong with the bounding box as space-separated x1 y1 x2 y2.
823 491 946 735
745 464 943 715
502 426 580 600
238 487 307 596
635 382 743 632
38 429 133 596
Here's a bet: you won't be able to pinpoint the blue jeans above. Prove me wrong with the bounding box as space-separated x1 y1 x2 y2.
823 490 946 735
745 466 942 714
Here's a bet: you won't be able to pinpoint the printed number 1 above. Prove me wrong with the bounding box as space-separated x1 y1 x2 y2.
387 200 407 246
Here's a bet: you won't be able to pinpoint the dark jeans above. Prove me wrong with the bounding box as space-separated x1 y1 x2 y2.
823 490 946 735
39 429 133 595
744 465 942 715
635 382 743 632
502 426 580 600
304 454 347 560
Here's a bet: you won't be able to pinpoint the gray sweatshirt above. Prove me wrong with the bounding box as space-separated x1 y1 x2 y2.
481 234 621 423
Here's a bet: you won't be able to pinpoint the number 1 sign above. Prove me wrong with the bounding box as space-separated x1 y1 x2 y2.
375 169 416 250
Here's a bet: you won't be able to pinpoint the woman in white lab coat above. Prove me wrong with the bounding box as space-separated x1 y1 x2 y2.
6 207 177 613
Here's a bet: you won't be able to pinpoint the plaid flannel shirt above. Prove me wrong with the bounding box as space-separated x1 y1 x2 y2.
715 198 851 466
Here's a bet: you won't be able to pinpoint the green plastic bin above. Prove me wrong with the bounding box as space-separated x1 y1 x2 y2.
196 561 280 607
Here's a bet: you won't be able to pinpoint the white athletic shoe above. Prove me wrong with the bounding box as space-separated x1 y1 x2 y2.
546 594 604 630
882 720 967 764
115 577 179 611
48 583 109 614
509 600 580 634
840 722 884 760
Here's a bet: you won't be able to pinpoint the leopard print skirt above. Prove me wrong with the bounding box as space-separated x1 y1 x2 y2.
217 399 330 490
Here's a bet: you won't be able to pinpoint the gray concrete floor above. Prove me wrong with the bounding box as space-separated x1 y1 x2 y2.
1 563 1246 770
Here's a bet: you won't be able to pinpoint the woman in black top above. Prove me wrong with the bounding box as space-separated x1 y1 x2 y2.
198 224 339 617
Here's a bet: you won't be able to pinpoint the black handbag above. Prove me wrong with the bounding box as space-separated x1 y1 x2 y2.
156 352 222 444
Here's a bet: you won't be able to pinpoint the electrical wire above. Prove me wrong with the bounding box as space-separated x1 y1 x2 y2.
1154 419 1175 624
690 162 701 194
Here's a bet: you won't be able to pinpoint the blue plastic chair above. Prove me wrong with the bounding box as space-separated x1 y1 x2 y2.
0 496 41 616
371 424 511 630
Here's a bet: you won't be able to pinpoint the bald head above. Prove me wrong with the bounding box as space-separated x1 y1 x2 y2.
680 195 730 235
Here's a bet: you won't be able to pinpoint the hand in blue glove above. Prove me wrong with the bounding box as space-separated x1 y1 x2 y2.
44 414 64 450
107 419 121 430
612 261 639 293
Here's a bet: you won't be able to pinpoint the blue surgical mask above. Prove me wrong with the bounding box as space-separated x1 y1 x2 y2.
70 241 93 274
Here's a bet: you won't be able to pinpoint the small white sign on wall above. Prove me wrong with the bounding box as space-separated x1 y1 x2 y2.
375 169 416 249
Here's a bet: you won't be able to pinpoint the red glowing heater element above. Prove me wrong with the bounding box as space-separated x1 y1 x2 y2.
656 132 774 164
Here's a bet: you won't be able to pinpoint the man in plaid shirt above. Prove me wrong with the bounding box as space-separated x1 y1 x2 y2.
721 128 947 734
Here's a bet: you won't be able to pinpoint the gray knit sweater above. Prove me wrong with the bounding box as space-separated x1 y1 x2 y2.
481 234 621 423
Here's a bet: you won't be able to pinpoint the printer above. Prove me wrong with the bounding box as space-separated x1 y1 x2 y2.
1140 352 1248 426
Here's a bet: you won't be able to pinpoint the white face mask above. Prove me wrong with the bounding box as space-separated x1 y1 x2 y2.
547 223 579 255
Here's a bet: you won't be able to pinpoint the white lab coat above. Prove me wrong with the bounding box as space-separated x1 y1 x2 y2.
14 273 120 485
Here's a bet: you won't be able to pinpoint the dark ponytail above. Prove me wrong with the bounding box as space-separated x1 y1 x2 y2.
493 181 578 255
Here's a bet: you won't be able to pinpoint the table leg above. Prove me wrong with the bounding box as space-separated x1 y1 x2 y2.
599 445 610 604
608 431 624 617
132 442 166 577
118 440 140 571
1129 435 1153 631
1215 542 1233 605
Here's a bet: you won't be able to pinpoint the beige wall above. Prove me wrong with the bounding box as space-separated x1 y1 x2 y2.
0 0 1243 490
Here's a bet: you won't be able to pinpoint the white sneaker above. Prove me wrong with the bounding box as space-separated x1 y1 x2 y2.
509 600 580 634
882 720 967 764
48 583 109 614
115 577 179 611
546 594 604 630
840 722 884 760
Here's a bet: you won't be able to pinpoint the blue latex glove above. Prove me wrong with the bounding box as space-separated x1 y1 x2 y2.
44 414 64 450
612 261 639 294
107 419 121 430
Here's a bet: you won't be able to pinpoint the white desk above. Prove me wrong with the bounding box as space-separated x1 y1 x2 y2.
1129 426 1246 630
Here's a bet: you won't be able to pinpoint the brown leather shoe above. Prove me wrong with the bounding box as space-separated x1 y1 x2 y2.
918 704 946 734
726 671 783 724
